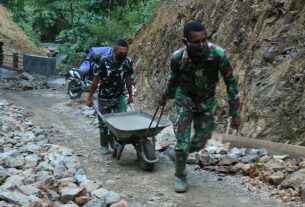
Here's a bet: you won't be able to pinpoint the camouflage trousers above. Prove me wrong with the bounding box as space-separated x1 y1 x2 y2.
98 96 127 147
173 98 215 177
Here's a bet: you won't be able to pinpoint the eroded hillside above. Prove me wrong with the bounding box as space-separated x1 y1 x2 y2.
130 0 305 144
0 5 44 54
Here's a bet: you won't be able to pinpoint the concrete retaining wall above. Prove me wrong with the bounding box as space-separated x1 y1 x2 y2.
23 54 56 76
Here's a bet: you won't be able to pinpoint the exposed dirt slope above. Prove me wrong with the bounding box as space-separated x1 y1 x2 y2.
0 5 44 54
130 0 305 145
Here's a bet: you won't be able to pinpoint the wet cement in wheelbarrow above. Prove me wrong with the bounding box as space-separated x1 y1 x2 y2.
106 115 159 131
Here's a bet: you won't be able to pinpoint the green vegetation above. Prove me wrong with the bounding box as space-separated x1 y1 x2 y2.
1 0 161 67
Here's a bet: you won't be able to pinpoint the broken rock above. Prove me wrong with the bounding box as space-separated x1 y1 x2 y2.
281 169 305 190
264 159 285 171
60 186 84 203
268 171 285 185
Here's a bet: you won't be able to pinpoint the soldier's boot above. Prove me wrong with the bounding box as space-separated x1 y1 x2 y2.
175 150 188 193
100 126 110 155
100 146 109 155
175 176 187 193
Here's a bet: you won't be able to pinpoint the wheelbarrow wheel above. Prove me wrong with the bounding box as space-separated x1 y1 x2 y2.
138 139 156 171
112 148 117 158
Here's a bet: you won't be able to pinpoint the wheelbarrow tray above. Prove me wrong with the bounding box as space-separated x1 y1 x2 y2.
103 111 171 140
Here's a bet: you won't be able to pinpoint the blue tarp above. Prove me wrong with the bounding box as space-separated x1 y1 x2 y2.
78 47 113 73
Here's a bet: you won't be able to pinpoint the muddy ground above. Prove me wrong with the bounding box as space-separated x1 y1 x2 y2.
0 78 286 207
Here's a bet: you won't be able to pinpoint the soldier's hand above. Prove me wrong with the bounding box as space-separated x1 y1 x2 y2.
126 95 133 105
231 116 241 129
86 98 93 107
159 95 166 106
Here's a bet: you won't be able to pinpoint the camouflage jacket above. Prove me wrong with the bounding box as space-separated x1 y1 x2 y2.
94 56 133 99
163 42 240 117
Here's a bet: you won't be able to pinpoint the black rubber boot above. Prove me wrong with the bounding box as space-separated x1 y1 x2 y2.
100 126 109 155
175 150 188 193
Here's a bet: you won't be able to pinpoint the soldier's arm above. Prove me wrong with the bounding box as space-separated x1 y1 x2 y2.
125 58 134 103
163 55 180 99
219 50 240 117
86 60 105 106
86 76 101 106
125 75 132 98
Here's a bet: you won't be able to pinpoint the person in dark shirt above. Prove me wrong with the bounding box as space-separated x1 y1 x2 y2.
86 39 133 155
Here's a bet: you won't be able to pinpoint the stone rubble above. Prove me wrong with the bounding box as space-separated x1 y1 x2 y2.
0 99 129 206
187 139 305 205
0 70 50 90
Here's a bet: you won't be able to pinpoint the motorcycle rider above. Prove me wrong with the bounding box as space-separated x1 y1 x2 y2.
86 39 133 155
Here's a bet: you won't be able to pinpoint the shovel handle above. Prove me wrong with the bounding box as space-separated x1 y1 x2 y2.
226 117 232 135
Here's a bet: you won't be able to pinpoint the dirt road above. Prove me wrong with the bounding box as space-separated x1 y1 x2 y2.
0 81 284 207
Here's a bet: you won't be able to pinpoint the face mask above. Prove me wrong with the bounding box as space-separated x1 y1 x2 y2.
116 53 127 63
187 43 208 58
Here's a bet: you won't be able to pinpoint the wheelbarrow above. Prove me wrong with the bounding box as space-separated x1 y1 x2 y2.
92 105 171 171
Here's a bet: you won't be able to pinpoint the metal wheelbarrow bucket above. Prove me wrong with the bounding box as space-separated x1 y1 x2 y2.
93 105 171 171
103 111 171 140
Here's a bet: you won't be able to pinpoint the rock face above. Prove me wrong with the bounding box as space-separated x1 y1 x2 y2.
0 5 45 55
0 99 126 207
129 0 305 144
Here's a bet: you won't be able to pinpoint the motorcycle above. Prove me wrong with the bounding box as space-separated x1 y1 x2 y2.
65 47 113 99
66 58 96 99
65 46 136 99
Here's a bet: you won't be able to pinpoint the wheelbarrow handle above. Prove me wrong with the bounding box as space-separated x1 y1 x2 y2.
156 106 165 127
92 104 106 123
148 105 165 129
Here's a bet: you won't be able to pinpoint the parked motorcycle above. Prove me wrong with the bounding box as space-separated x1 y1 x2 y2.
66 58 96 99
65 47 113 99
65 46 136 99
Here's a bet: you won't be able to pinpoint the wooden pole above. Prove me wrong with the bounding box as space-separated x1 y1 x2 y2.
216 132 305 158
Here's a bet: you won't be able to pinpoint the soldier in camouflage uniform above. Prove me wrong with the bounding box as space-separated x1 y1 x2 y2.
159 21 241 193
86 39 133 155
